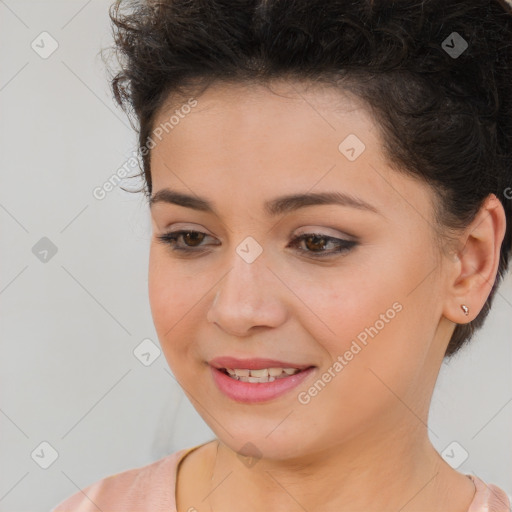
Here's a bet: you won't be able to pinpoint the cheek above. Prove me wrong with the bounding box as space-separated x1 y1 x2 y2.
287 244 437 396
276 252 404 349
148 246 234 380
147 248 200 356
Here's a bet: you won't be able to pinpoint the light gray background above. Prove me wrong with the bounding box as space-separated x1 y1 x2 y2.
0 1 510 511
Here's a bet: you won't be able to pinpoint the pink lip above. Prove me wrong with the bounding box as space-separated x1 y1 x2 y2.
209 356 313 371
209 364 316 404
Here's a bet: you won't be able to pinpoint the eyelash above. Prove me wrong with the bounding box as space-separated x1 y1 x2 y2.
155 230 358 258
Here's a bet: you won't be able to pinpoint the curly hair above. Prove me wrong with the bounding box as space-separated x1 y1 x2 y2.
104 0 512 357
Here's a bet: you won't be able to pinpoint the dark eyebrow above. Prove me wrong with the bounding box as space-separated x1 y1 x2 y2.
149 188 381 216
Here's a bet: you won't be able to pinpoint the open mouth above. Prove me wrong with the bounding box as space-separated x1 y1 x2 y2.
210 364 317 403
217 366 315 383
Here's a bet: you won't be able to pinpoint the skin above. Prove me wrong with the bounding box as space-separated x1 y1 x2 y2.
147 80 506 512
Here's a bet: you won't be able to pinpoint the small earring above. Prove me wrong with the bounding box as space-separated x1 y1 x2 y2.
460 304 469 316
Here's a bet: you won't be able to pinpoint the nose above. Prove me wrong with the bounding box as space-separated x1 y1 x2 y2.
206 254 288 337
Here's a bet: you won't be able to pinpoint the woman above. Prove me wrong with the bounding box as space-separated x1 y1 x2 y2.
53 0 512 510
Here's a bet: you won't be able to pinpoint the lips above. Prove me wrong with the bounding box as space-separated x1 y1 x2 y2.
209 356 314 371
209 364 317 403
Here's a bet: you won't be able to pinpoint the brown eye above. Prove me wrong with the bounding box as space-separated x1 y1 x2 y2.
302 234 329 252
155 230 357 258
155 230 214 252
181 231 206 247
288 232 358 258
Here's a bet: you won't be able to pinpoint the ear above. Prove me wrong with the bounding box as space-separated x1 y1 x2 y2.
443 193 507 324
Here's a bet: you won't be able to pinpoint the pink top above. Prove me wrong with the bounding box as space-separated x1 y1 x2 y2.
52 442 511 512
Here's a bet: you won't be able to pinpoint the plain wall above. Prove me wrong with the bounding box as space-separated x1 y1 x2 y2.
0 1 510 511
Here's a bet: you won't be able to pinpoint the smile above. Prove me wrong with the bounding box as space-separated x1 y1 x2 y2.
220 367 302 382
210 365 316 403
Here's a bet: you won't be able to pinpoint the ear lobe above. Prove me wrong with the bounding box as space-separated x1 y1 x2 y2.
443 194 506 324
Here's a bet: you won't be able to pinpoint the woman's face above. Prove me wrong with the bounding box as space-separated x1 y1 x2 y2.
148 81 454 459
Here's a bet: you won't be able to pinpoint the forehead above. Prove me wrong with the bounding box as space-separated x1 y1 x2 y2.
151 80 375 150
148 80 433 220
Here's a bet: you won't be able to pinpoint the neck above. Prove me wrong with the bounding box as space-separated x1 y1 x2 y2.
206 424 475 512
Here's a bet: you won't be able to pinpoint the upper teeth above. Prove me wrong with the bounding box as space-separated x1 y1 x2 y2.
223 367 302 382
